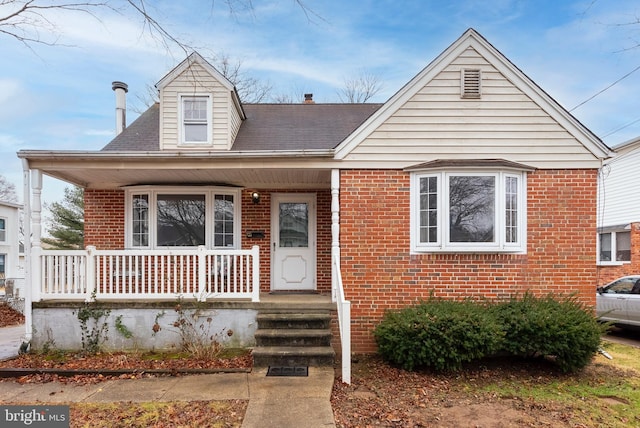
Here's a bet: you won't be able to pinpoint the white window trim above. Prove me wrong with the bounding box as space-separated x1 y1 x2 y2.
410 169 527 253
597 230 631 266
0 217 6 243
178 93 212 146
124 186 242 250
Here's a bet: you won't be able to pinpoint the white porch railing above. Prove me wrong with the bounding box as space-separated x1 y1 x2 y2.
34 245 260 302
332 252 351 384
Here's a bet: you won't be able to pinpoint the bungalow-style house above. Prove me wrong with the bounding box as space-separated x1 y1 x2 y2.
18 29 611 383
597 137 640 285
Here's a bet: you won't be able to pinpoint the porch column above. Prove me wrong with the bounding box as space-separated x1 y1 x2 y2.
21 161 32 341
331 169 340 303
30 170 43 304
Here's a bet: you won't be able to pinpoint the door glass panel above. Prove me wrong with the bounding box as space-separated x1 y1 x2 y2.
279 203 308 247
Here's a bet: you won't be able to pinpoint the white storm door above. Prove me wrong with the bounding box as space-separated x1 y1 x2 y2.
271 193 316 291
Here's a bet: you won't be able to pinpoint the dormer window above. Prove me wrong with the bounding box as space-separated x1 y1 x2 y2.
461 69 481 99
181 94 211 144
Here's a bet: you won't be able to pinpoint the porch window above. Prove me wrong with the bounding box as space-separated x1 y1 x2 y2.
180 95 210 144
0 218 5 242
598 230 631 264
126 187 240 249
411 170 526 253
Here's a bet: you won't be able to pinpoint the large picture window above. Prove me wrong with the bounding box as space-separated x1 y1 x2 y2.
126 187 240 249
411 170 526 253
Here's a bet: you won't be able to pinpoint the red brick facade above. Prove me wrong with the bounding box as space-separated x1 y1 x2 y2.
596 222 640 285
339 169 598 353
84 189 125 249
84 168 598 354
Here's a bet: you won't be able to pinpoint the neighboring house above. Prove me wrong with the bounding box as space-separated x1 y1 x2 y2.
597 137 640 284
0 200 24 298
17 29 611 381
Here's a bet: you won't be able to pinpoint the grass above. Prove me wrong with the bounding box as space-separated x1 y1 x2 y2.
476 342 640 427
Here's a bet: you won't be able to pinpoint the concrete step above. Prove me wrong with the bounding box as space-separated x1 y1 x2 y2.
257 312 331 330
254 329 332 347
252 346 336 367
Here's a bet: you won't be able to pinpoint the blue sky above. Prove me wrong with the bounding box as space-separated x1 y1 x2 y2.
2 0 640 207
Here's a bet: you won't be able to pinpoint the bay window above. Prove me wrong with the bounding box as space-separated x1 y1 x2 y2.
411 168 527 253
126 187 240 249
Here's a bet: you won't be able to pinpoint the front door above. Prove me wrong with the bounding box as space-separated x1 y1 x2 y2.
271 193 316 291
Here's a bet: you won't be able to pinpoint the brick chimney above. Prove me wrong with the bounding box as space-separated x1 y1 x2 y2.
304 93 315 104
112 81 128 135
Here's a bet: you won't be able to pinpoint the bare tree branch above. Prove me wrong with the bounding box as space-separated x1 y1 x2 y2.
337 69 384 103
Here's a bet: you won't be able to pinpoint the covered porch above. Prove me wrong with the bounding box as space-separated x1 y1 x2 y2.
18 157 352 382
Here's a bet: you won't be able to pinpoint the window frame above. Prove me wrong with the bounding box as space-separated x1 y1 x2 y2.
179 94 212 146
0 217 5 243
125 186 241 250
410 168 527 253
597 230 631 265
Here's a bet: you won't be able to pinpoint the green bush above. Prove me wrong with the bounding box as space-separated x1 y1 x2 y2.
374 294 604 373
373 299 504 371
490 293 605 373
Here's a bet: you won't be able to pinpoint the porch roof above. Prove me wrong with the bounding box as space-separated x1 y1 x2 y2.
18 102 382 189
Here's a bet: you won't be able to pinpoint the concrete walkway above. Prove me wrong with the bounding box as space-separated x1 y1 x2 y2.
0 326 337 428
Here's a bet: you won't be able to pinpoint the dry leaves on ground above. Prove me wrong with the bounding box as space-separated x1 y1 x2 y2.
0 303 24 327
330 355 612 428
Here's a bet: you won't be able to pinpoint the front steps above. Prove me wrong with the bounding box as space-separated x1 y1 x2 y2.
253 311 335 367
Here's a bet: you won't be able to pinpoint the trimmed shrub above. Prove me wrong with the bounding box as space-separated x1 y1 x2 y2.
490 293 605 373
373 299 504 371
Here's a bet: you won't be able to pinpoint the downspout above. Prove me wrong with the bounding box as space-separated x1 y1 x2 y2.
21 159 32 344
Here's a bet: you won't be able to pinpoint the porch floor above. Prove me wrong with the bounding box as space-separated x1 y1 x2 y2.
258 292 335 311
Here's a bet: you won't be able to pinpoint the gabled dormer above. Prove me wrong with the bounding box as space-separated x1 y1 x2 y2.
156 52 245 151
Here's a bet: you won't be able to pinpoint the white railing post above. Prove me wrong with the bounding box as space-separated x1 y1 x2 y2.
251 245 260 302
197 245 207 301
85 246 96 302
341 300 351 384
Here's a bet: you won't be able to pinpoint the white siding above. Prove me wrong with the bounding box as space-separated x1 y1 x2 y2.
599 145 640 225
343 47 600 168
160 62 234 151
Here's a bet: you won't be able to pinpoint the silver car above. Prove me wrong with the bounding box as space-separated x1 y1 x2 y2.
596 275 640 328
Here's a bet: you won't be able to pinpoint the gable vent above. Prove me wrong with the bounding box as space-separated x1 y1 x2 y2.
461 69 481 98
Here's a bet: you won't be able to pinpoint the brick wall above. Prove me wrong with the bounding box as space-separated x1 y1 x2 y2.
339 169 598 353
84 189 125 249
596 222 640 285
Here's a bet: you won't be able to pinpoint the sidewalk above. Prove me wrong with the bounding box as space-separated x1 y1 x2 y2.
0 326 336 428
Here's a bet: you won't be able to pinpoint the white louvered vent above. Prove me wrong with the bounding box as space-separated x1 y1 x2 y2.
461 69 481 98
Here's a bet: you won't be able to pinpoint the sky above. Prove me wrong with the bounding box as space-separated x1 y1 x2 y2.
2 0 640 209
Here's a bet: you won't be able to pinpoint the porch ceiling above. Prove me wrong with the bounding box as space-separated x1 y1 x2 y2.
21 152 333 189
44 167 332 189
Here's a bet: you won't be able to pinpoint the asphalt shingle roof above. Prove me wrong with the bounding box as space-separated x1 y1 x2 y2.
101 103 382 152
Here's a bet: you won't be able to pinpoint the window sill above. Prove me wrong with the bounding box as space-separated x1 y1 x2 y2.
597 261 630 267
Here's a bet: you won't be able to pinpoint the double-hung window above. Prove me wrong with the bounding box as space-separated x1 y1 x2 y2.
410 165 527 253
0 218 5 242
126 187 240 249
181 95 210 144
598 229 631 264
